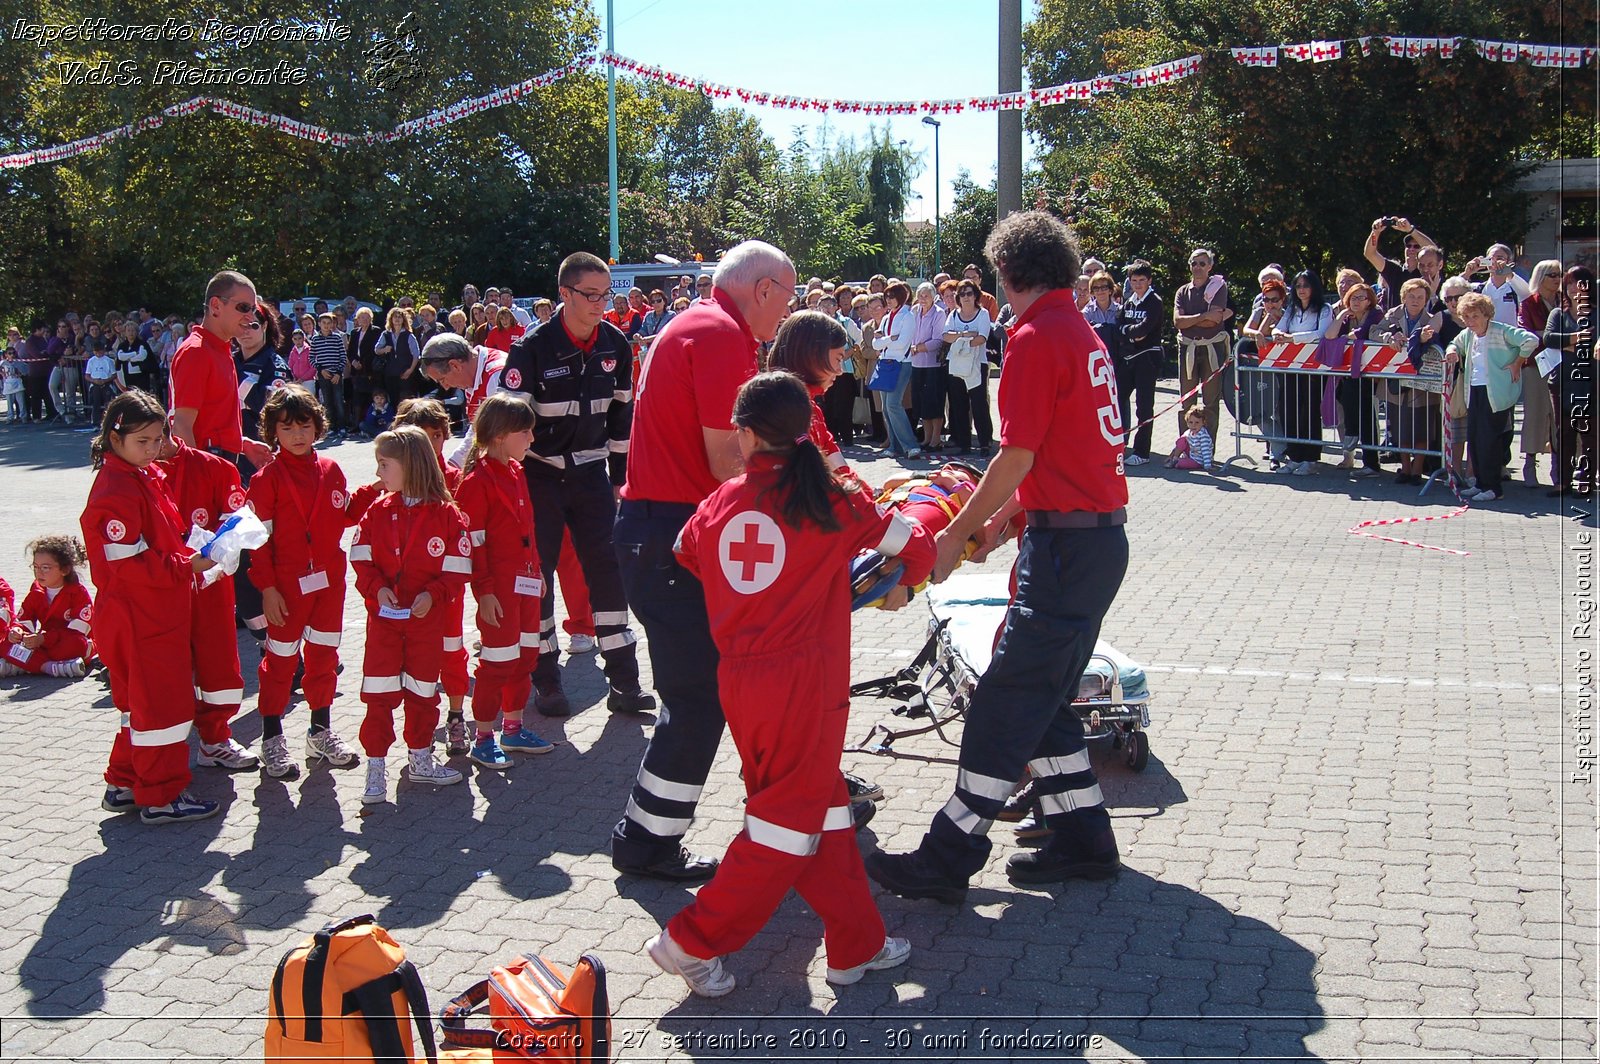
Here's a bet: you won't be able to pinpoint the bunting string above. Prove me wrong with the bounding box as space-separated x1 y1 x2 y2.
2 34 1592 172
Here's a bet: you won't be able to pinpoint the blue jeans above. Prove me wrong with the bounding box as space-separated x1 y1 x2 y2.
880 362 919 455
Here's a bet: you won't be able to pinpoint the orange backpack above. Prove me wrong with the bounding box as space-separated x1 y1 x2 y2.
266 914 438 1064
439 953 610 1062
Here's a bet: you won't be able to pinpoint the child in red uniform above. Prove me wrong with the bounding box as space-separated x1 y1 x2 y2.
157 436 260 771
82 389 219 824
346 398 475 754
454 393 554 768
249 385 360 781
1 535 93 678
351 426 472 804
647 372 935 997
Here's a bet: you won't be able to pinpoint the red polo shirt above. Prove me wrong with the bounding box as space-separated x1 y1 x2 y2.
998 288 1129 514
168 324 242 453
622 289 758 505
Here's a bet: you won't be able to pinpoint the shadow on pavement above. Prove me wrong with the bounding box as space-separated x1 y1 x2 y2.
655 869 1326 1063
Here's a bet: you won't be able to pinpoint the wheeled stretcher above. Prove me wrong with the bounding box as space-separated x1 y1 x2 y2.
850 573 1155 770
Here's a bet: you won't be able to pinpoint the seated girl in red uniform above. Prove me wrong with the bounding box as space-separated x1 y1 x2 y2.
646 371 936 998
83 389 219 825
1 535 94 678
345 397 476 755
249 385 361 781
350 426 472 805
455 393 554 769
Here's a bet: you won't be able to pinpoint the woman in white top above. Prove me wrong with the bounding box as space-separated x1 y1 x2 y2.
940 280 994 454
1271 270 1333 473
871 280 920 459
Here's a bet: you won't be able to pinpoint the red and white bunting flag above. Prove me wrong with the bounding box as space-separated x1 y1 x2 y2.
1438 37 1457 59
1311 40 1342 62
1284 42 1313 61
1359 36 1372 57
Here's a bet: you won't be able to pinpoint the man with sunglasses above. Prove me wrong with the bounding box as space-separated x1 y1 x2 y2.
170 269 273 470
497 252 654 720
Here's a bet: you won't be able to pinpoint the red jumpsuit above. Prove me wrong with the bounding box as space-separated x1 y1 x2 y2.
456 457 541 727
347 457 470 703
248 448 350 718
159 440 248 744
668 452 935 969
82 455 198 807
350 495 471 756
3 580 93 673
0 578 15 629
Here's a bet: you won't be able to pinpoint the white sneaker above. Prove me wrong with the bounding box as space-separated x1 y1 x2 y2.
406 747 462 786
567 633 597 655
43 659 86 678
647 932 735 998
826 936 912 985
1291 461 1312 476
363 757 388 804
260 734 301 780
1124 454 1149 466
306 728 360 768
0 661 20 677
1472 488 1501 502
197 738 260 771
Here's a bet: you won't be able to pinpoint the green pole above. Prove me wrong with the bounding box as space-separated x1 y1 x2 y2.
606 0 620 262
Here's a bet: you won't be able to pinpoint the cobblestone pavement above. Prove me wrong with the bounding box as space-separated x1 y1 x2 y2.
0 396 1592 1063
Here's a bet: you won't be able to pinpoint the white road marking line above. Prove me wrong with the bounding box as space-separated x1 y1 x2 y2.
1143 662 1575 695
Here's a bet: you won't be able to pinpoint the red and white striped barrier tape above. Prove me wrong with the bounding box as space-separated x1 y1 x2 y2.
1126 354 1233 435
1257 340 1415 374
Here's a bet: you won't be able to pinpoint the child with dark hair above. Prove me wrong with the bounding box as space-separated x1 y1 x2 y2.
646 371 935 998
248 384 359 781
83 389 218 824
1 534 94 678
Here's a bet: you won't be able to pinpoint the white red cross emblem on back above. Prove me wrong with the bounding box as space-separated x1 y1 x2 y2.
718 511 786 595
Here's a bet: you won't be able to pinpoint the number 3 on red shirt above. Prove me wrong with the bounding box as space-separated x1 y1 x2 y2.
1087 346 1124 446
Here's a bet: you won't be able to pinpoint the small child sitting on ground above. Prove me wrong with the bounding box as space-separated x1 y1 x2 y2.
359 388 396 439
1166 405 1214 470
1 535 93 678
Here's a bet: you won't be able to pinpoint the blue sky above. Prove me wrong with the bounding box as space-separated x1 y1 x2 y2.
597 0 1042 225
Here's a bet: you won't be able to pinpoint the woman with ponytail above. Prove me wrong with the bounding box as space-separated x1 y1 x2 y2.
645 371 935 999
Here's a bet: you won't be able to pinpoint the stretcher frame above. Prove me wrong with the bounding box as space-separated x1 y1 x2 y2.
849 604 1155 771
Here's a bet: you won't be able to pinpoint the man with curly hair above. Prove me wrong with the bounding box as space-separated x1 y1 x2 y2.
867 211 1130 903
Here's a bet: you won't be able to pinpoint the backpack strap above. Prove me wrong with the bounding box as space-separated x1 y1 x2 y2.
345 962 434 1064
269 943 302 1036
437 979 497 1048
302 914 375 1042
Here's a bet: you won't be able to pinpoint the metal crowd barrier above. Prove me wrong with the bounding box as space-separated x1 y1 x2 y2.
1224 339 1458 496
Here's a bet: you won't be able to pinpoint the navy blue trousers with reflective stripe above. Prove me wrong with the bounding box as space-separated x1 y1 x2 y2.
527 461 639 688
611 503 726 865
920 524 1129 880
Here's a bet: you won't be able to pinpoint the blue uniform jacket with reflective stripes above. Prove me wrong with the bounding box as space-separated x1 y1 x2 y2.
497 313 634 485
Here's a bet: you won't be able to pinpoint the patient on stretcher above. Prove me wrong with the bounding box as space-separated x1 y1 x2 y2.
851 462 982 609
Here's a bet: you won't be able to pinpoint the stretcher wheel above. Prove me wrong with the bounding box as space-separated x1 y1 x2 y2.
1125 730 1149 772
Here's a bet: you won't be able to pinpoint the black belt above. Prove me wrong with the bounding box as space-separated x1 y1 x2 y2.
1026 507 1126 529
618 499 697 520
204 445 242 464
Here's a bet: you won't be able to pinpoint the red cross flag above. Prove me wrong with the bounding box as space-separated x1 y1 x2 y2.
1311 40 1342 62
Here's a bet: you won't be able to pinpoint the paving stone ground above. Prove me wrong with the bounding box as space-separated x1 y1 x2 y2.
0 391 1593 1063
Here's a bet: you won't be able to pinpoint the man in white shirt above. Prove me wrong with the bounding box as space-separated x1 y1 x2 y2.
1471 243 1529 327
500 287 533 328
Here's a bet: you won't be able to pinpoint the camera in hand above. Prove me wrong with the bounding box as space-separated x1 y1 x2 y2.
1380 216 1399 228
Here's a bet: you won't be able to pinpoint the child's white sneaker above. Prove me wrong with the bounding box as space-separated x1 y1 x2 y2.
260 735 301 780
647 932 735 998
406 747 462 786
44 659 86 678
363 757 388 804
826 936 912 985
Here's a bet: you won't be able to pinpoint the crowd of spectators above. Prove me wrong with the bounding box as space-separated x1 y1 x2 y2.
5 225 1591 500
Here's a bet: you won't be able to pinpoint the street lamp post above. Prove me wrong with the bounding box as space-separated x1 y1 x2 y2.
921 115 941 276
605 0 620 263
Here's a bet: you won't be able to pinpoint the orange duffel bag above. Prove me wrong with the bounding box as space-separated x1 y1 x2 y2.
439 953 609 1063
266 913 438 1064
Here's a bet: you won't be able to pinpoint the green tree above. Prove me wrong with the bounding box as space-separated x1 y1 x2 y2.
720 135 880 277
1024 0 1598 287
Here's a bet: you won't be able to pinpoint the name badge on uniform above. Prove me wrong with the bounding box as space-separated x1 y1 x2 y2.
8 644 32 664
514 574 543 597
299 570 329 594
378 603 411 621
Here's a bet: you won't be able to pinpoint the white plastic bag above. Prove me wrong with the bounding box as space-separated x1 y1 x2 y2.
187 506 271 584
